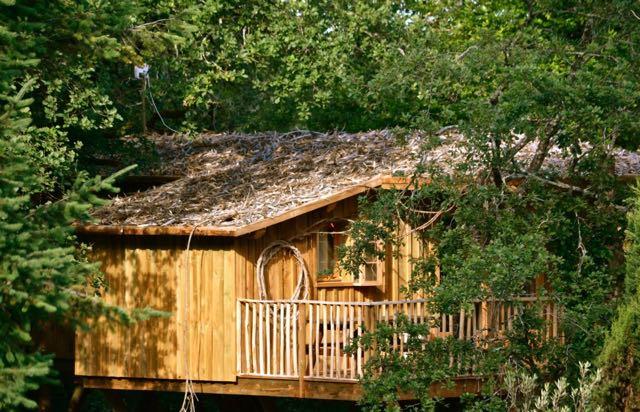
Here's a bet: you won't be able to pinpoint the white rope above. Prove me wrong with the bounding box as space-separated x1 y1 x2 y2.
256 240 310 301
179 225 200 412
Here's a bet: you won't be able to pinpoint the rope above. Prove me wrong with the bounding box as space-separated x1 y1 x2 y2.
256 240 310 301
179 225 200 412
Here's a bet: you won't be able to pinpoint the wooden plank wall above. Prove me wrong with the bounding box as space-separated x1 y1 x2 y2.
75 236 236 382
234 196 429 303
76 194 429 382
391 220 430 300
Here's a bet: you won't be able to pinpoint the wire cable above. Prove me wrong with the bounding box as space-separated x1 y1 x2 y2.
145 74 180 134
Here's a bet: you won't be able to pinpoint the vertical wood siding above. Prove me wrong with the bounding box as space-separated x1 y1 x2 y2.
75 194 431 381
234 197 431 303
75 236 236 382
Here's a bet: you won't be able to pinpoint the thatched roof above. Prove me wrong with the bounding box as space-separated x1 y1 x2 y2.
89 130 640 233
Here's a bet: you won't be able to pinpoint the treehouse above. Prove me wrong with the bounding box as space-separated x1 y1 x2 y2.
74 130 632 401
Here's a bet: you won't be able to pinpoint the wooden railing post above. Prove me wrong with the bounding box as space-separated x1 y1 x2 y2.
368 304 378 366
236 300 241 375
297 302 307 398
480 301 489 341
459 308 466 340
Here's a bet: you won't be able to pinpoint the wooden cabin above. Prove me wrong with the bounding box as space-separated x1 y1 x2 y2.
73 131 591 401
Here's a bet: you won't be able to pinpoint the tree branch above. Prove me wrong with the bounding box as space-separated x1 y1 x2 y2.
528 118 560 173
491 134 504 187
503 132 533 164
509 173 627 212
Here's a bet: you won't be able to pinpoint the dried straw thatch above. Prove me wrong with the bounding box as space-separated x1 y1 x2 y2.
93 130 640 228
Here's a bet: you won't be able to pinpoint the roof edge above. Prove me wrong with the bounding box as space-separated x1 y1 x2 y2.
76 175 419 238
76 172 635 238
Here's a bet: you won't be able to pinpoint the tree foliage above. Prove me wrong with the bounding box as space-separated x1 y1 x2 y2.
345 171 625 410
5 1 638 170
0 79 143 409
598 184 640 409
331 1 639 410
0 0 639 409
0 2 161 409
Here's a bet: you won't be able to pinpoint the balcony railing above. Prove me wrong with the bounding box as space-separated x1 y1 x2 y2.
236 297 560 381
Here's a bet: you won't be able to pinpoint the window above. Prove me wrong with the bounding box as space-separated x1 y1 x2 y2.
317 231 343 282
316 222 384 287
355 250 383 286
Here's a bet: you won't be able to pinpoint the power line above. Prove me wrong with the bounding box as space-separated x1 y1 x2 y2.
144 73 180 134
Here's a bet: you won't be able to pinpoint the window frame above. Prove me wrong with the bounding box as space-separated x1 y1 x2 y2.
315 231 385 288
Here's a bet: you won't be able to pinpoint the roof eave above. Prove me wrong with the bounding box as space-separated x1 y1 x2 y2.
76 175 423 238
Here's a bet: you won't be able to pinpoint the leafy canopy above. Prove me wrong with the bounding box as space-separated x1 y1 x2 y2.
1 0 639 409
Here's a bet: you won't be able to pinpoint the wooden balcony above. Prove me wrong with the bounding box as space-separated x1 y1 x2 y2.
236 297 561 382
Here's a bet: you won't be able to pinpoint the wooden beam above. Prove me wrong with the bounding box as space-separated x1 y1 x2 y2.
74 224 237 237
252 229 267 240
80 376 484 401
81 376 363 401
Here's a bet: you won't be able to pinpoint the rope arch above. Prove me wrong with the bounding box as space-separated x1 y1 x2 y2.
256 240 310 300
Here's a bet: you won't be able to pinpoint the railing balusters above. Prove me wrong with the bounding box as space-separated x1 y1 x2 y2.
349 304 355 379
265 303 271 375
236 297 560 380
251 302 257 373
272 304 277 375
342 304 348 378
258 303 264 374
293 303 298 376
315 304 320 377
308 303 313 377
285 303 291 376
243 302 250 373
357 305 363 377
335 304 341 378
280 303 285 375
330 304 336 378
393 304 399 352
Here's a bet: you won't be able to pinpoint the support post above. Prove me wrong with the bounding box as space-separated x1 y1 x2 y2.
297 302 307 398
68 385 84 412
480 301 489 348
237 300 241 375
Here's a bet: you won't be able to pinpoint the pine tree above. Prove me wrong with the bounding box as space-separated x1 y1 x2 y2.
0 78 141 409
0 2 143 408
